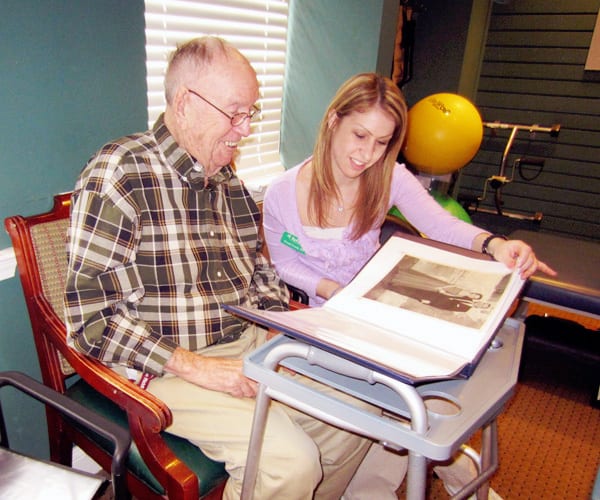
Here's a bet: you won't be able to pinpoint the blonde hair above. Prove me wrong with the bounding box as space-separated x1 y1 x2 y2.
308 73 409 239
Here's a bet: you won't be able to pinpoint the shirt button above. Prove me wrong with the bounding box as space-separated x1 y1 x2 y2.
217 271 222 278
210 231 215 236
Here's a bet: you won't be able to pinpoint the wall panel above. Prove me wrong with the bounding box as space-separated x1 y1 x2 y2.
458 0 600 241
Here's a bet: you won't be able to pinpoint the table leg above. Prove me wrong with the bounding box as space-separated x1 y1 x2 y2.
476 420 497 500
241 384 271 500
406 450 427 500
449 420 498 500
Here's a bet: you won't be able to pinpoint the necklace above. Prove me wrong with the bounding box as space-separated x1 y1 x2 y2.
333 189 356 214
334 196 351 213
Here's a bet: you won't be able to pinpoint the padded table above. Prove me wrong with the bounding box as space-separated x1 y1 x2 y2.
241 318 524 500
509 230 600 320
510 230 599 407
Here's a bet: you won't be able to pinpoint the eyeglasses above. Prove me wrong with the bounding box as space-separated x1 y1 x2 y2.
187 88 260 127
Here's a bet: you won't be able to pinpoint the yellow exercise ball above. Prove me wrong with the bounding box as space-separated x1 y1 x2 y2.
402 93 483 175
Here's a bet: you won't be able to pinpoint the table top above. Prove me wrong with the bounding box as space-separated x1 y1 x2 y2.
510 230 600 315
245 319 524 461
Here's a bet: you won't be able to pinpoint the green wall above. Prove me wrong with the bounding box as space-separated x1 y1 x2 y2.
459 0 600 241
0 0 146 457
281 0 393 168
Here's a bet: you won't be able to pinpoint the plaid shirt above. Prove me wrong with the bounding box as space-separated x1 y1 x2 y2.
65 115 289 376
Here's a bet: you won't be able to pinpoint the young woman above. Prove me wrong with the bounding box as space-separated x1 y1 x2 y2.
263 72 555 497
264 73 553 306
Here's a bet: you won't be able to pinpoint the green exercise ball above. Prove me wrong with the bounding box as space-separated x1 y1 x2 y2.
389 190 472 225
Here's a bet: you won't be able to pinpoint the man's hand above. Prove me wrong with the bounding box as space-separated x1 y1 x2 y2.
164 347 258 398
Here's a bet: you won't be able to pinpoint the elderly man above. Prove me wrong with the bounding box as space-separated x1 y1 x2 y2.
65 36 369 499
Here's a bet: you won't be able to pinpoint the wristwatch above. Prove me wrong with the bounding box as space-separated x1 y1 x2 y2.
481 233 508 256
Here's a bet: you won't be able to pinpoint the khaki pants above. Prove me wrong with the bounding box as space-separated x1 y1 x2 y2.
147 325 370 500
344 437 479 499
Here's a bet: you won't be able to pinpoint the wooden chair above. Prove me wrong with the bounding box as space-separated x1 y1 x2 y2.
5 193 228 499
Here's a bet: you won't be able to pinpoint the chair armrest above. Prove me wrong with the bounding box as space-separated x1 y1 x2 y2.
286 283 310 305
32 295 202 493
289 298 308 311
35 295 171 430
0 370 131 499
380 213 421 244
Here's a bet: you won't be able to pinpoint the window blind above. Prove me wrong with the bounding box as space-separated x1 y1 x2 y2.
144 0 288 186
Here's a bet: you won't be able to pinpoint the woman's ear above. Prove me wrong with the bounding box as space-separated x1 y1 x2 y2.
327 109 339 130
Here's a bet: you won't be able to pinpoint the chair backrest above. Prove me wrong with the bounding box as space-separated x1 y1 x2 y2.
5 193 75 385
29 219 69 322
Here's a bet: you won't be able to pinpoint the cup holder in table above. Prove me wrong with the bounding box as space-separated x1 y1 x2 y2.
421 392 462 417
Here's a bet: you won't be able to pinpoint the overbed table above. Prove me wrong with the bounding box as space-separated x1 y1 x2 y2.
241 318 524 500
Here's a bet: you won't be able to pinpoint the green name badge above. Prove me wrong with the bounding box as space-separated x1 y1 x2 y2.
281 231 305 254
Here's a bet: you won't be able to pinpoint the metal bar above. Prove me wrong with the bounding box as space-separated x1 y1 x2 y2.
240 384 271 500
450 420 498 500
484 121 561 136
498 126 519 179
240 341 431 499
470 205 543 222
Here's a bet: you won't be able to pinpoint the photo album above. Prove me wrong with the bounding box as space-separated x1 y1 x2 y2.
225 233 524 384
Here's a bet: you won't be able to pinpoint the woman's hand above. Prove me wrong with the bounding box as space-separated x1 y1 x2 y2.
489 238 557 279
317 278 344 300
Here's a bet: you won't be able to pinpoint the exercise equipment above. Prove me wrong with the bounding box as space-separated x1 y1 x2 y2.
475 121 561 218
403 93 483 175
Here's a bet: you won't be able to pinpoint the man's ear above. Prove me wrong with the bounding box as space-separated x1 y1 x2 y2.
172 87 189 120
327 109 339 130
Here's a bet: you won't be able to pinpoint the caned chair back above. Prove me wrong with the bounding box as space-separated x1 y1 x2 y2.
29 216 74 375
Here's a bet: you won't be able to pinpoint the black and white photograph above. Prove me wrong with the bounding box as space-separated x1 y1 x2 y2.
364 255 510 328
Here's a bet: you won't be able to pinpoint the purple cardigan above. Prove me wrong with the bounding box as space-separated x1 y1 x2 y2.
263 159 482 305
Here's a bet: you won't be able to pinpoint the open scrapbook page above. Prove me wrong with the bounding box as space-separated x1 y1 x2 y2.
226 234 524 383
